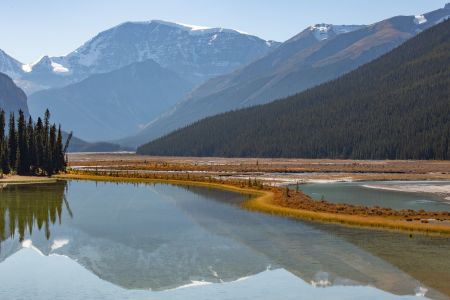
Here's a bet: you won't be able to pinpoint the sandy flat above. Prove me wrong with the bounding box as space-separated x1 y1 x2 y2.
363 184 450 201
0 175 57 187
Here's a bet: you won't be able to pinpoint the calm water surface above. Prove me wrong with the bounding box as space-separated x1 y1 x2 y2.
299 181 450 211
0 180 449 299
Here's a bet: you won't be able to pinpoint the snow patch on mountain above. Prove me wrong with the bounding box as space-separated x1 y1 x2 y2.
51 62 69 73
310 24 332 41
414 15 427 25
21 64 32 73
22 56 70 74
310 24 365 41
152 20 248 35
166 21 211 31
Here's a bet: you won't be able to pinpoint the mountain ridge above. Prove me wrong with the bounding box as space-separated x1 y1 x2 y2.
29 59 194 141
137 19 450 159
126 4 450 147
2 20 279 94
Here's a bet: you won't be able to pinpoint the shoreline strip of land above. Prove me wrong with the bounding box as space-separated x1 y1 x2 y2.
0 175 57 188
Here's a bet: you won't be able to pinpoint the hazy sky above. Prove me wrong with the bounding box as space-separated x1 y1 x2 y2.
1 0 448 62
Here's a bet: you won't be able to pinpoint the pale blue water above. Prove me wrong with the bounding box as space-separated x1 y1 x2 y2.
299 181 450 211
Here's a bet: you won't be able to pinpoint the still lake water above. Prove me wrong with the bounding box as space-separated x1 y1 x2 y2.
0 180 449 299
300 181 450 211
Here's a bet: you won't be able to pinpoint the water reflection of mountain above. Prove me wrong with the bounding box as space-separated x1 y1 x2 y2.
177 185 450 300
0 181 69 244
310 222 450 299
0 180 448 299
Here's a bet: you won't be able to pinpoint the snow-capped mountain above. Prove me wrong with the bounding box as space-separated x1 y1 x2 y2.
7 20 279 94
23 55 70 74
0 49 23 79
61 20 278 84
123 4 450 147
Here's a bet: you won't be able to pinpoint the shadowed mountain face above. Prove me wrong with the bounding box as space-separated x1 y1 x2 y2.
28 60 194 141
137 19 450 160
127 5 450 147
0 72 28 116
1 21 278 94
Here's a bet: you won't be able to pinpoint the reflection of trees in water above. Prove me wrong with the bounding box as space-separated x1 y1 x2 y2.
0 181 70 243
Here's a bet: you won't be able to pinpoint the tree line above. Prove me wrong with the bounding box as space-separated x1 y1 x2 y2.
0 109 72 176
137 20 450 160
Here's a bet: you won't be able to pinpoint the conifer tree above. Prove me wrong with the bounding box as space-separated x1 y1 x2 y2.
0 110 4 143
0 109 70 176
0 110 9 174
16 110 29 175
27 116 37 172
8 113 17 170
46 124 56 176
55 126 65 172
35 117 44 169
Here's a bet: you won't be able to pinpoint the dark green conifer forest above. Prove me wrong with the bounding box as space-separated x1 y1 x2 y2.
0 109 71 176
138 20 450 160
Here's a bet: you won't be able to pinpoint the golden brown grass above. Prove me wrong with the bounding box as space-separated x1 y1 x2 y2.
0 175 57 186
243 193 450 236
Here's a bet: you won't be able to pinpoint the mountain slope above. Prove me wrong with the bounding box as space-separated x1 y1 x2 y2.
0 50 23 79
29 60 193 141
0 72 29 116
64 133 131 153
137 20 450 160
12 21 278 93
61 20 279 85
129 5 450 147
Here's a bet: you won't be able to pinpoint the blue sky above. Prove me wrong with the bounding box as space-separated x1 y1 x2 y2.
1 0 448 62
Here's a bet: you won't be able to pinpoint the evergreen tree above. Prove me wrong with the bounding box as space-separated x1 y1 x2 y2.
0 110 9 174
46 124 56 176
0 109 70 176
8 113 17 170
16 110 29 175
27 116 37 172
0 110 4 143
35 117 44 170
55 126 65 172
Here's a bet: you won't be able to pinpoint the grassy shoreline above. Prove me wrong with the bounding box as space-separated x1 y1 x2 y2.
54 171 450 236
54 173 270 199
243 195 450 236
0 175 58 187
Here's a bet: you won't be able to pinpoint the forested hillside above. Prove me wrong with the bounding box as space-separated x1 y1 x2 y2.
128 4 450 147
138 20 450 160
